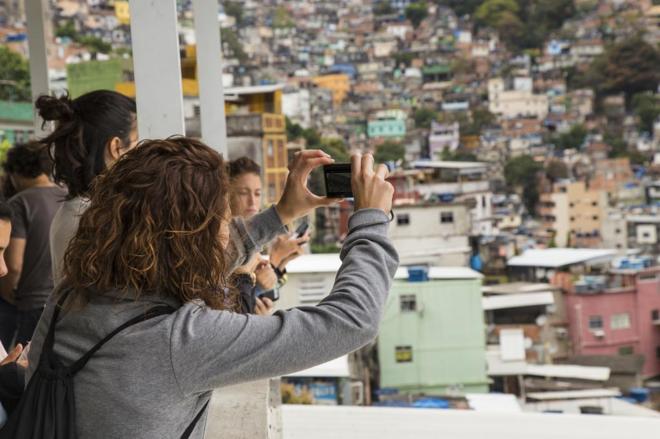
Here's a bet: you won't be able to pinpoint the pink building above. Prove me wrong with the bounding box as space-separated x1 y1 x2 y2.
557 267 660 377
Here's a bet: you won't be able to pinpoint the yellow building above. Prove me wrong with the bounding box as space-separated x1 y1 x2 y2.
539 181 607 248
114 1 130 26
311 74 350 107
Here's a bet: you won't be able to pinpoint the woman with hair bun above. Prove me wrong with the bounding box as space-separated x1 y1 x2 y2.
35 90 138 283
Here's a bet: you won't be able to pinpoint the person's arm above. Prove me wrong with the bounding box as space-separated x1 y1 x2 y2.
0 238 25 304
0 198 27 304
170 209 397 395
225 206 287 273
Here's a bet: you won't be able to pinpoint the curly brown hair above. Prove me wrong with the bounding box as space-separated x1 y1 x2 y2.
61 137 236 310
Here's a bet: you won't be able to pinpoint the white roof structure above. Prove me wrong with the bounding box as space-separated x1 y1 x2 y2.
482 282 559 295
281 404 659 439
411 160 488 174
526 389 621 401
486 348 611 381
394 266 483 280
223 84 284 95
507 248 618 268
285 356 350 378
482 292 555 311
285 254 342 274
465 393 522 413
524 396 660 417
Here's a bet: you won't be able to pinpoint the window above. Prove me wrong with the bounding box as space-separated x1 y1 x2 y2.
395 346 413 363
569 203 575 208
400 294 417 312
618 346 634 355
570 217 575 222
611 313 631 330
657 346 660 359
397 213 410 226
592 201 598 207
652 309 660 322
615 228 621 234
592 215 599 221
482 196 486 208
588 315 603 330
441 212 454 224
267 140 274 157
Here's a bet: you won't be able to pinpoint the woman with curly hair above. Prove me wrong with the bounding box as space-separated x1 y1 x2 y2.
23 137 397 438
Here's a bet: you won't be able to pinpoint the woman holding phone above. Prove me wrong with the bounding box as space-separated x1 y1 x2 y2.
24 138 397 439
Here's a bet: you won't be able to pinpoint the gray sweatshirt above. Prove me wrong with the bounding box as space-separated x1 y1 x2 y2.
26 207 398 439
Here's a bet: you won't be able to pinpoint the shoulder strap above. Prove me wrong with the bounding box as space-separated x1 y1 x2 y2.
67 305 174 374
181 401 210 439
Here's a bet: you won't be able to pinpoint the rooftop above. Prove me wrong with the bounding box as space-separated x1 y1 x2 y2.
394 266 483 280
411 160 488 173
281 404 657 439
507 248 618 269
482 291 554 311
482 282 559 295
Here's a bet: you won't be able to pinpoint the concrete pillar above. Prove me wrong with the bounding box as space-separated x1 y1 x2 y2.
25 0 51 136
129 0 185 139
205 379 282 439
192 0 227 155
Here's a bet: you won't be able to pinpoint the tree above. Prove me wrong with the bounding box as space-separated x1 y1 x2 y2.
221 28 247 62
0 47 31 101
286 117 304 140
554 124 588 150
414 107 438 129
545 160 568 182
504 155 543 213
319 138 350 162
632 92 660 135
475 0 519 28
374 141 405 164
405 2 429 28
55 20 78 40
441 148 477 161
77 35 111 54
224 1 243 26
374 2 395 15
436 0 483 17
586 37 660 99
273 6 293 29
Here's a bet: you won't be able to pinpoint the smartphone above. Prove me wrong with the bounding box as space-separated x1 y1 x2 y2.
324 163 353 198
258 289 280 302
294 221 309 238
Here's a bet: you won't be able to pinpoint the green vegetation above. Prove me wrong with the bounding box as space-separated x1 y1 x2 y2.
375 141 406 163
578 36 660 100
56 20 111 53
474 0 575 53
405 2 429 28
553 124 588 150
440 149 478 162
545 160 569 182
504 155 543 213
221 28 247 62
319 138 350 162
286 118 350 162
311 243 341 254
224 1 244 26
0 47 31 101
273 5 294 28
414 107 438 129
632 92 660 135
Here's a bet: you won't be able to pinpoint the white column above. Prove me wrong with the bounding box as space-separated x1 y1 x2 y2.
192 0 227 155
205 379 282 439
25 0 50 136
129 0 185 139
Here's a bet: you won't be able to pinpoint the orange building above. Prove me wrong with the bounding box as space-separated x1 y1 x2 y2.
311 74 350 107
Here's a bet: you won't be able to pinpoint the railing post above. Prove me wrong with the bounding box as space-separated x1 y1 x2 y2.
25 0 51 136
129 0 185 138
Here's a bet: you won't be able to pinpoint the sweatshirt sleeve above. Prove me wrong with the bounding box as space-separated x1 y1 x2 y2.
225 206 288 272
169 209 399 395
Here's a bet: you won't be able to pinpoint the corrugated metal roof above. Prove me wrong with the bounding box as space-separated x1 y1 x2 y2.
482 292 555 311
507 248 618 268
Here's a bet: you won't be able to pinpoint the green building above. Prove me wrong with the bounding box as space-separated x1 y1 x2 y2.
367 119 406 138
378 266 488 394
0 100 33 146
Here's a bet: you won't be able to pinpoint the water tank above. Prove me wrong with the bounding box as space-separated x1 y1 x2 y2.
408 266 429 282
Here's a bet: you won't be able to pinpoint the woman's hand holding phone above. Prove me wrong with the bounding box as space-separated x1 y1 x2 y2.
276 150 338 225
351 153 394 215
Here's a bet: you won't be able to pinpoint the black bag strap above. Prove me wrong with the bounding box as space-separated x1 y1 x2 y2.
67 305 174 374
181 400 210 439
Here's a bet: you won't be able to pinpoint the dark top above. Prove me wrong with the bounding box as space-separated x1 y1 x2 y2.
0 362 25 414
9 186 67 311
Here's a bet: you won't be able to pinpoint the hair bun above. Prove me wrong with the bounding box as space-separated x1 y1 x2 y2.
35 94 75 122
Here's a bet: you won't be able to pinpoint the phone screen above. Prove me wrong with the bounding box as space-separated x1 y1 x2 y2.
324 164 353 198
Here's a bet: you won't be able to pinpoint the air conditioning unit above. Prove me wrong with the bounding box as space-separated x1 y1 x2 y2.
591 329 605 338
